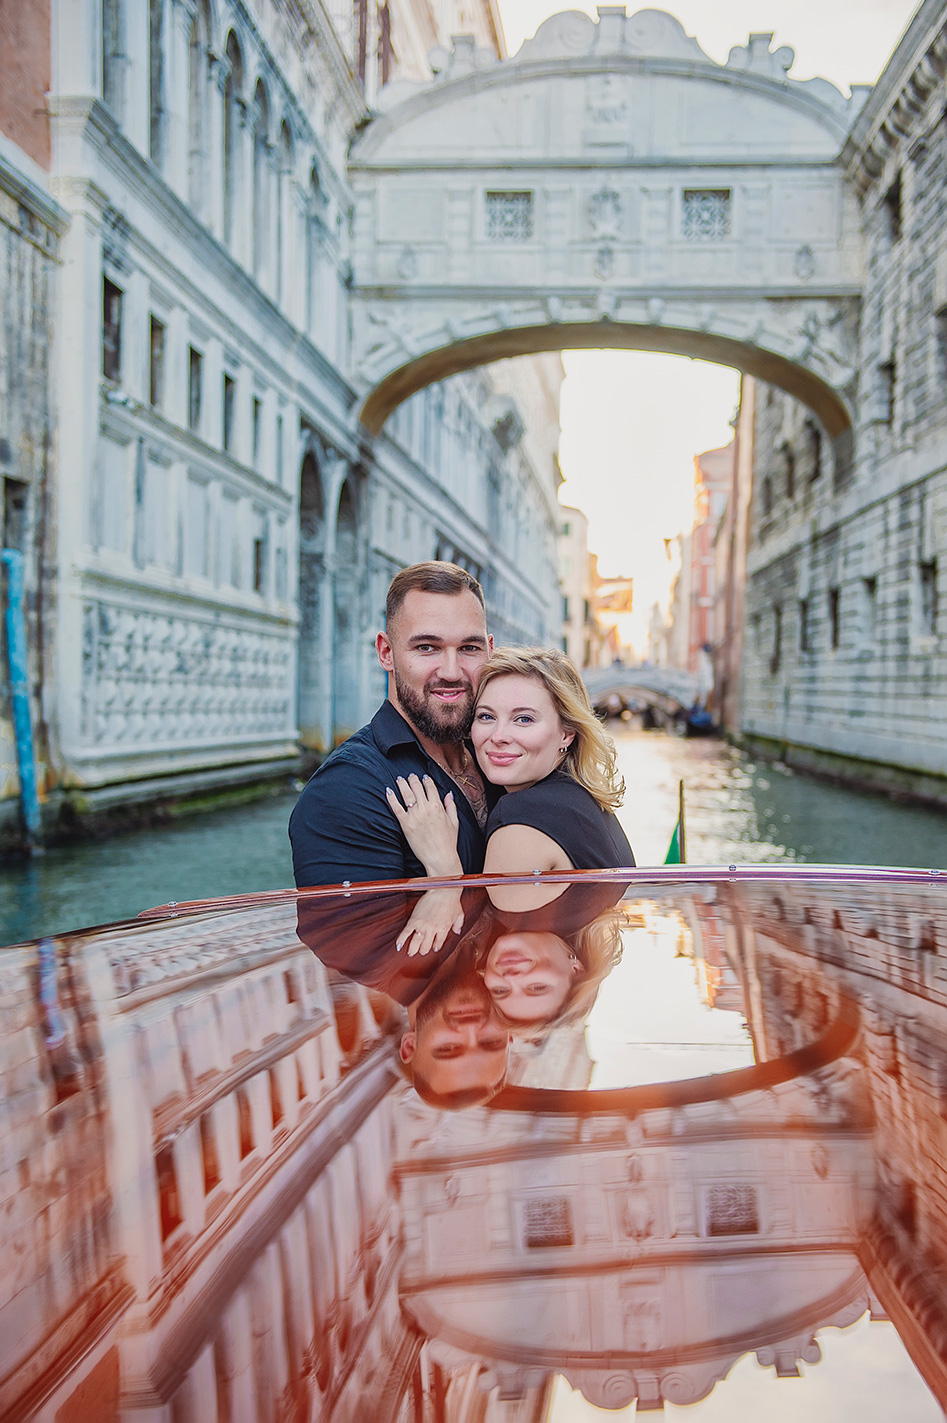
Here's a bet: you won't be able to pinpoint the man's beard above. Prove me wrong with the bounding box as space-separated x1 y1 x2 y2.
394 666 475 745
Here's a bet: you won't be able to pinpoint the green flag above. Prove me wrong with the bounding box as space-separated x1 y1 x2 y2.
664 780 686 865
664 819 682 865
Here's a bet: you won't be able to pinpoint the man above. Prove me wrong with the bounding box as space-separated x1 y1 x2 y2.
397 937 510 1108
296 882 509 1109
290 561 495 888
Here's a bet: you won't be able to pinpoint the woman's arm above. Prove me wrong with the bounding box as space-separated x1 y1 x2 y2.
386 773 464 954
483 823 573 912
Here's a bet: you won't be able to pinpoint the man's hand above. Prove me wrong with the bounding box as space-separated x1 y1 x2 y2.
396 886 466 956
386 773 463 877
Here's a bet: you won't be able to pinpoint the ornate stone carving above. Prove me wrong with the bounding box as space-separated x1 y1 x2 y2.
794 243 816 280
594 244 615 280
396 245 418 279
80 602 293 747
587 186 622 240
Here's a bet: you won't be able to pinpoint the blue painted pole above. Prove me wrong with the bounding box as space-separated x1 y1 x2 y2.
2 549 42 847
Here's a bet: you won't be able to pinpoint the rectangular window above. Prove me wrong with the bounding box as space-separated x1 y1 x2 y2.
863 575 877 641
876 360 896 425
523 1196 573 1248
485 191 533 242
269 1069 283 1129
188 347 203 432
799 598 810 653
682 189 731 242
155 1145 183 1240
236 1087 254 1159
920 559 938 635
829 587 841 650
223 373 236 453
252 508 268 594
149 315 165 409
103 277 123 382
884 172 902 244
199 1113 221 1194
276 413 284 483
252 396 262 466
770 604 782 675
3 478 28 553
706 1184 759 1237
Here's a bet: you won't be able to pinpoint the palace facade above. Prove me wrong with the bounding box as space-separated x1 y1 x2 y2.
0 0 563 842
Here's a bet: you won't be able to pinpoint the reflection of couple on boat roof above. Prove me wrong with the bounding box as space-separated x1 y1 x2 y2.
290 560 634 1103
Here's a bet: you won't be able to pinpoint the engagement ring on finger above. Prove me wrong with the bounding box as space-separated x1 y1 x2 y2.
404 798 416 807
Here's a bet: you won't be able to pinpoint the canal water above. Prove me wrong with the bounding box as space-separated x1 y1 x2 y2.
2 724 947 945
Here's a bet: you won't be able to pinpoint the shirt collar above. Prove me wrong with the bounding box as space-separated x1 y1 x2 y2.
370 699 426 754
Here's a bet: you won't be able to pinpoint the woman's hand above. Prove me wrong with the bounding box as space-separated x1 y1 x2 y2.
396 886 465 956
386 773 463 877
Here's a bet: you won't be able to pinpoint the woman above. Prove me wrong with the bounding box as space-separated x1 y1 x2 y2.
386 647 633 1021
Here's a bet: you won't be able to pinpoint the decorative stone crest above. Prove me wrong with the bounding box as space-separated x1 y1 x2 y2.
794 244 816 280
396 245 419 279
587 186 623 240
594 245 615 280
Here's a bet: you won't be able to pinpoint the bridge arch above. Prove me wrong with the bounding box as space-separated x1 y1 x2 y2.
349 8 866 446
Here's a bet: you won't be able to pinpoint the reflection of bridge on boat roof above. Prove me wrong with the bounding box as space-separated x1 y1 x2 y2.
4 873 947 1419
584 664 701 713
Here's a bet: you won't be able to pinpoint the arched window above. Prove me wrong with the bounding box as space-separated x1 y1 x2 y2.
276 121 294 304
187 0 211 212
102 0 125 118
223 32 244 247
149 0 165 165
251 80 270 281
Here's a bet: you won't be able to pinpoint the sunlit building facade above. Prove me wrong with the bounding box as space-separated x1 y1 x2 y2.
0 0 562 840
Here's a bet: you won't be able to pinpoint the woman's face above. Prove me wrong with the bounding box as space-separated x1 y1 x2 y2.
472 674 574 792
482 931 581 1024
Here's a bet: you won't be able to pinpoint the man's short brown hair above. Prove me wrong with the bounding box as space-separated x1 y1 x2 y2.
386 561 485 628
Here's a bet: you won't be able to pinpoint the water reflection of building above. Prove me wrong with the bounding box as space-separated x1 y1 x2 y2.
8 876 947 1418
4 903 410 1421
395 1055 874 1413
715 878 947 1414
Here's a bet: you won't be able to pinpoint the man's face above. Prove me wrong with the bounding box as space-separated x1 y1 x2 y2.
400 952 510 1103
377 589 492 744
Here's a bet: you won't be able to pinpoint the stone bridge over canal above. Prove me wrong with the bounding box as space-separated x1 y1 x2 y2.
585 662 701 709
348 7 868 452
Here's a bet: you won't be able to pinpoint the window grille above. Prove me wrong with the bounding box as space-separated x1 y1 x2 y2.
682 189 731 242
706 1184 759 1236
486 191 534 242
523 1195 573 1248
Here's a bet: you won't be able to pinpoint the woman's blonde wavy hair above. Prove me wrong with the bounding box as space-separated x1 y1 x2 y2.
474 647 625 812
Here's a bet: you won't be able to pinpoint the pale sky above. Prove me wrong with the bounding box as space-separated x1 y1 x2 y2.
492 0 921 652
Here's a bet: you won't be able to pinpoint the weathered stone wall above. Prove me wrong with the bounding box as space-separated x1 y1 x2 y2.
739 0 947 799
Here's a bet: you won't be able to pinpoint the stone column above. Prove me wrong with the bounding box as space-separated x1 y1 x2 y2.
167 0 194 199
233 97 252 269
322 455 350 746
206 51 228 241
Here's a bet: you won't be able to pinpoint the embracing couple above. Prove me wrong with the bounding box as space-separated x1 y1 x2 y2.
290 560 634 1101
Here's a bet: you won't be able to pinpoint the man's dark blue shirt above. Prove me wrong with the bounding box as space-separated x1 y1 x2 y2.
289 699 498 887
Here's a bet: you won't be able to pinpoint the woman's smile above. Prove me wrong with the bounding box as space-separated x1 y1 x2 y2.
472 673 574 791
